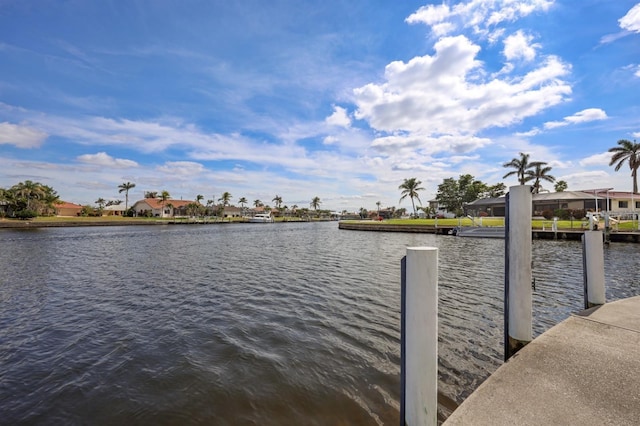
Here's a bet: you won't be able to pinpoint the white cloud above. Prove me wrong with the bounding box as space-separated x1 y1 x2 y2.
77 152 139 168
156 161 205 176
354 35 570 139
503 30 539 61
619 3 640 33
406 0 554 38
579 152 612 167
325 106 351 128
544 108 607 129
0 122 48 148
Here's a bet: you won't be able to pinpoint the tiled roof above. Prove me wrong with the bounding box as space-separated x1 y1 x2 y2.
133 198 197 209
55 201 83 209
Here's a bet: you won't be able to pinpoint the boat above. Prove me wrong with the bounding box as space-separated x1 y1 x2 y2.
248 213 274 223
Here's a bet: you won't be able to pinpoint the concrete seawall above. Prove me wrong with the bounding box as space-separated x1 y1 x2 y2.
444 296 640 425
338 222 640 243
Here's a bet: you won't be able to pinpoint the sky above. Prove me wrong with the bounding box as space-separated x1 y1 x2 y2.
1 0 640 212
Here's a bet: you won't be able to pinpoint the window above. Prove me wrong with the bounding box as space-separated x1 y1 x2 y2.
637 201 640 209
619 201 628 209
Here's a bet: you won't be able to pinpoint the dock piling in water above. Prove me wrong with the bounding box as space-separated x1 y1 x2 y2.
401 247 438 426
582 231 606 309
504 186 533 360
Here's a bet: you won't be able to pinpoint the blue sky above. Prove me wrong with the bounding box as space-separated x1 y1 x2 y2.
1 1 639 211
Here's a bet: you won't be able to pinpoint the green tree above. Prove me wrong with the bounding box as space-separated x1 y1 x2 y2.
483 182 507 198
196 194 204 204
219 192 232 206
609 139 640 193
118 182 136 212
8 180 59 216
525 163 555 193
160 190 170 217
398 178 424 217
253 199 262 208
436 174 488 217
554 180 568 192
503 152 536 185
272 195 283 212
310 196 321 211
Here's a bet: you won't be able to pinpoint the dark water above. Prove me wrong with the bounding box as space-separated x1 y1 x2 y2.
1 222 638 425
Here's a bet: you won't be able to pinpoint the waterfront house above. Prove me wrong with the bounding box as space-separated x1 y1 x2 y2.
131 198 197 218
55 201 83 217
463 190 639 218
103 204 127 216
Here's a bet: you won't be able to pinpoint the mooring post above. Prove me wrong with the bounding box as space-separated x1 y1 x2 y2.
504 185 532 361
401 247 438 426
582 231 606 309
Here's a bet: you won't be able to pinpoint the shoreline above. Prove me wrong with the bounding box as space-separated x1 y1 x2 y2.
338 221 640 243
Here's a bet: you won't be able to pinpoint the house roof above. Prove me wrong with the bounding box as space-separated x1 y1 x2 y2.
132 198 197 209
55 201 83 209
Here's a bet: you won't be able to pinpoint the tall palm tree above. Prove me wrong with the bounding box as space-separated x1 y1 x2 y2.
503 152 536 185
609 139 640 193
399 177 424 217
219 192 232 206
524 163 555 194
253 199 262 208
95 198 106 209
238 197 248 215
196 194 204 204
310 196 321 211
160 190 170 217
272 195 283 211
118 182 136 213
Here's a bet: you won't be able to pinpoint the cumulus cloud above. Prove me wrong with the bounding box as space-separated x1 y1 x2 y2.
354 35 571 144
0 122 48 148
325 106 351 128
619 3 640 33
77 152 139 168
406 0 553 37
544 108 607 129
503 30 539 61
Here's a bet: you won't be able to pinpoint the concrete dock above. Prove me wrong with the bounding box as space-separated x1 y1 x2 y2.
444 295 640 425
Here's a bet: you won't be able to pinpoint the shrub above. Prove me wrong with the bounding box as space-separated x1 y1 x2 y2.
541 209 554 219
14 209 38 219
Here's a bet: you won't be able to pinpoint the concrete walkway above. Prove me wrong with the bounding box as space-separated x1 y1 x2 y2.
445 295 640 425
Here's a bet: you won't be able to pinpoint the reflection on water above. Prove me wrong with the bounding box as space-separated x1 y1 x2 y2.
0 223 638 424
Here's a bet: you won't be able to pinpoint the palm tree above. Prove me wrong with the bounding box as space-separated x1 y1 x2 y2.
118 182 136 212
609 139 640 193
310 196 321 212
219 192 232 206
376 201 381 218
554 180 568 192
95 198 106 211
253 199 262 208
159 190 170 217
399 177 424 217
196 194 204 205
503 152 535 185
272 195 283 211
524 163 555 194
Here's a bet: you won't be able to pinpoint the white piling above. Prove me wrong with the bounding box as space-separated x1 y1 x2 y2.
582 231 606 308
505 186 532 359
403 247 438 426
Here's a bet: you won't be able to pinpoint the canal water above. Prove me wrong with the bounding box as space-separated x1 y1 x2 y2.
1 222 638 424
